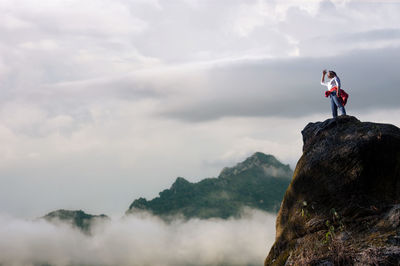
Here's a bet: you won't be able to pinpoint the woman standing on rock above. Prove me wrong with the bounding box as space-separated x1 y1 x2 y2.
321 70 347 118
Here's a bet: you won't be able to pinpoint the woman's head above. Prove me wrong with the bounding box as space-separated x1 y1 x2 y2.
328 70 337 78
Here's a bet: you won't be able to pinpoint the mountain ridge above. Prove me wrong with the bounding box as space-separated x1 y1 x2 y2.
219 152 292 179
126 152 292 219
41 209 109 234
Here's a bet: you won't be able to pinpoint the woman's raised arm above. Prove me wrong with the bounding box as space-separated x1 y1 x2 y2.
321 69 327 86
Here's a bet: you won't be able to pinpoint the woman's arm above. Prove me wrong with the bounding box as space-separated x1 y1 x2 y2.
321 70 327 86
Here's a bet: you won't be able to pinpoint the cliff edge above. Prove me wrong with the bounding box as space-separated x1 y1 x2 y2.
265 116 400 265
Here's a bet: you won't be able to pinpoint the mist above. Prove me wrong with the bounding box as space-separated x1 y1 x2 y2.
0 209 276 266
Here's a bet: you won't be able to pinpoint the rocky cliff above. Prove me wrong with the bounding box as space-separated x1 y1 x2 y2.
265 116 400 265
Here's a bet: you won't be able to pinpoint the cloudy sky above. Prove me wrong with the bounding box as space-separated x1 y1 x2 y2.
1 0 400 218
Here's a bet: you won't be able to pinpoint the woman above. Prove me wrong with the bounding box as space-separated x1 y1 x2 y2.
321 69 346 118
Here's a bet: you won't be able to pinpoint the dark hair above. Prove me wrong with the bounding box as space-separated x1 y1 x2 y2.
328 70 337 77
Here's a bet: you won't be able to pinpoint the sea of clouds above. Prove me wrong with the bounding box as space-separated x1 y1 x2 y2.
0 209 276 266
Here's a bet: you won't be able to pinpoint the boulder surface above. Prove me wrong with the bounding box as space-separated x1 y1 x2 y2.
265 116 400 265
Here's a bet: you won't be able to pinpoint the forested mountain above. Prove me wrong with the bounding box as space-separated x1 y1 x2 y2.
126 152 292 219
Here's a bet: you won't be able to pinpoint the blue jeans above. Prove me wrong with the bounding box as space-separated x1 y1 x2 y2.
330 91 346 118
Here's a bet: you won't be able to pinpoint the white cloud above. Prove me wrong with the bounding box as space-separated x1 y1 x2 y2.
0 209 276 266
2 0 148 35
1 13 34 30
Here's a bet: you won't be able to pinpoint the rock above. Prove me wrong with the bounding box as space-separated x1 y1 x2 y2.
265 116 400 265
315 260 334 266
386 204 400 228
355 246 400 265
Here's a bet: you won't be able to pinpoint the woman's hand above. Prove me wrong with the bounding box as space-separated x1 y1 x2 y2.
321 70 327 84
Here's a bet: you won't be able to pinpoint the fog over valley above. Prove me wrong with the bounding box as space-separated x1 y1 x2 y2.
0 209 275 266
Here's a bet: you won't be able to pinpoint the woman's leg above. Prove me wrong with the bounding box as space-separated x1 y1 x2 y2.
332 92 346 115
330 95 338 118
339 105 346 115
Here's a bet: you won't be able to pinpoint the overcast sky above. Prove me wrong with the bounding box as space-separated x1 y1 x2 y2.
1 0 400 218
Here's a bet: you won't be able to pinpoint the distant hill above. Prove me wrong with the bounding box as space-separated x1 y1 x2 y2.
126 152 292 219
41 209 109 234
